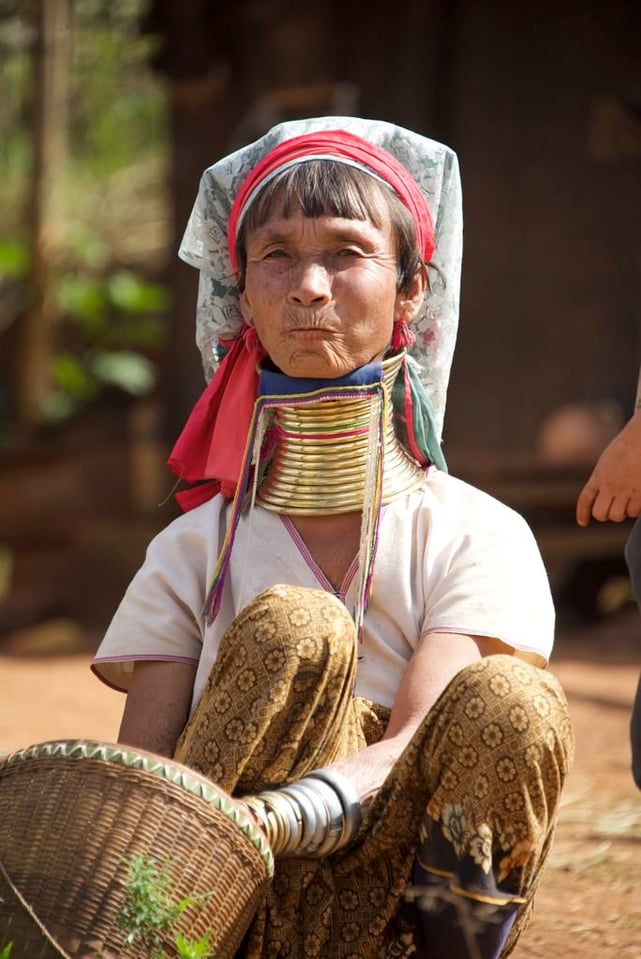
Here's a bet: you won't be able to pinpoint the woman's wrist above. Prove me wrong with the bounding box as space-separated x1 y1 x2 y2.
242 767 362 858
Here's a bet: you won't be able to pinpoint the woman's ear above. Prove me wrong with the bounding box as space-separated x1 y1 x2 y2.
239 289 255 328
395 266 427 325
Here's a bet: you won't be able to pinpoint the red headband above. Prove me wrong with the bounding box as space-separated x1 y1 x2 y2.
227 130 435 271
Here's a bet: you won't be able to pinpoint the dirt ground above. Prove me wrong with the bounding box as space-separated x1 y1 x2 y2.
2 608 640 957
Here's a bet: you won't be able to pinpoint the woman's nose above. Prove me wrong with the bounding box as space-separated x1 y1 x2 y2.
287 259 331 306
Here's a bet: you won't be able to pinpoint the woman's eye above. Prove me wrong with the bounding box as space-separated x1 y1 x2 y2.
263 248 289 259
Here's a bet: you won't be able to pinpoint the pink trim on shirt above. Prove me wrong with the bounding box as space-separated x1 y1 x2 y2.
419 626 549 665
279 515 358 601
91 654 199 693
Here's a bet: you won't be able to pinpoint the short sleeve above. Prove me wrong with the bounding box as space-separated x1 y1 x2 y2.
92 512 212 691
421 479 555 664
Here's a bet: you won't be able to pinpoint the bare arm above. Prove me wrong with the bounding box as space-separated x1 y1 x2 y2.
576 408 641 526
329 631 511 811
117 660 197 758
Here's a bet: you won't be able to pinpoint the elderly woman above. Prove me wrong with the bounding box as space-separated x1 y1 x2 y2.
93 118 574 959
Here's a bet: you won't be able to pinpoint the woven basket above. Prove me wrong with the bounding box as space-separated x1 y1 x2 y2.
0 739 274 959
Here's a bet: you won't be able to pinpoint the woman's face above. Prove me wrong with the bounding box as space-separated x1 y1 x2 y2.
239 201 425 380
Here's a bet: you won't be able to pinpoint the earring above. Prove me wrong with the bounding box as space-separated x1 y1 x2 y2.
242 323 264 354
391 318 416 351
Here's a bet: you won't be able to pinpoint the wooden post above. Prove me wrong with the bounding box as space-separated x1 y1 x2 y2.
17 0 70 424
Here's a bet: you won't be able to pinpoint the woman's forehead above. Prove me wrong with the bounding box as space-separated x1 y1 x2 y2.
245 208 394 246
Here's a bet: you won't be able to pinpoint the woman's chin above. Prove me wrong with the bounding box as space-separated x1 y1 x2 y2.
279 351 356 381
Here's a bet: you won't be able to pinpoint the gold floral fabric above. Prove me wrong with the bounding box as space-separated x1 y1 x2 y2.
174 585 574 959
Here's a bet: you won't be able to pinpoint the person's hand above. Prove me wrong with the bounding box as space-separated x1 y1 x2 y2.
576 411 641 525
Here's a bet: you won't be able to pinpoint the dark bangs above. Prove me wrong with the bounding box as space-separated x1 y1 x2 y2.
241 160 389 230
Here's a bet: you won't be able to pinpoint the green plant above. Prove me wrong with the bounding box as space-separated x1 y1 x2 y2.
0 888 13 956
0 2 170 433
174 932 215 959
43 267 169 419
117 855 214 959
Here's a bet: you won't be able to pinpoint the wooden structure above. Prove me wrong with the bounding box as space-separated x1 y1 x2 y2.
1 1 639 640
143 0 640 616
145 0 641 454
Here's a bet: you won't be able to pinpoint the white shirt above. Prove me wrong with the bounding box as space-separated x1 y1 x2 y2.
93 469 554 712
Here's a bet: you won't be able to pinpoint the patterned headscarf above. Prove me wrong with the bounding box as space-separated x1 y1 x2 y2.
227 129 436 269
171 116 463 506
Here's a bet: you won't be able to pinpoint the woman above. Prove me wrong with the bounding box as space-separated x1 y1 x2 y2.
93 117 574 959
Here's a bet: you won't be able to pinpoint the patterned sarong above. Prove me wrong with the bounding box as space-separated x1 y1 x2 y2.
174 585 574 959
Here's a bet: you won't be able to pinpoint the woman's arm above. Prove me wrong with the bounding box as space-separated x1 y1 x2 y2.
328 631 510 812
117 660 197 758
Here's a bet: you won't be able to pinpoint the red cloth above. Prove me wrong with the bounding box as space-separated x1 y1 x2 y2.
167 329 266 508
227 130 435 269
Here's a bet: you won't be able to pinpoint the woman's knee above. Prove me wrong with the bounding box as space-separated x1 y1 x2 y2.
225 584 358 677
430 654 574 777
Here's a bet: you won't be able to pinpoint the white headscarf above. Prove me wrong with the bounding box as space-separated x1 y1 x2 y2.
178 116 463 441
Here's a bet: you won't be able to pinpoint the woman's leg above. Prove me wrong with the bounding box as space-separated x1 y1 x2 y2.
240 654 573 959
174 584 370 791
175 592 574 959
173 584 388 959
408 656 573 958
324 655 574 959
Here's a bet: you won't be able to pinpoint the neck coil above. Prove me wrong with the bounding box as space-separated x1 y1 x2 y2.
255 352 426 515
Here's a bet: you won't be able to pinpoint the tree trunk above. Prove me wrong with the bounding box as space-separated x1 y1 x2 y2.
16 0 70 424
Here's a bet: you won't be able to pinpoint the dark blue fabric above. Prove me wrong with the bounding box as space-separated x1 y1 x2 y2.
412 815 520 959
625 517 641 790
625 517 641 603
259 361 383 397
412 862 518 959
257 353 447 471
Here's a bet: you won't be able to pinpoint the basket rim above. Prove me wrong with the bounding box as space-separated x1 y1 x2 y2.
0 739 274 877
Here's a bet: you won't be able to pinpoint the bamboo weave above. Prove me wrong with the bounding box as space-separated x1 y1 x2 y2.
0 740 272 959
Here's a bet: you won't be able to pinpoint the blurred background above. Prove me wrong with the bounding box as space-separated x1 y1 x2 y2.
1 0 640 655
